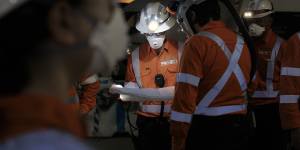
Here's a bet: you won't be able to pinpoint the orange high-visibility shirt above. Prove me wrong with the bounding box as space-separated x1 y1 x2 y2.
248 30 286 106
79 75 100 114
0 94 85 141
68 74 100 114
126 40 180 117
279 32 300 129
170 21 251 150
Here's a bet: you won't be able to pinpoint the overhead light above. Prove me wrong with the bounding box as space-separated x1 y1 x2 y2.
148 20 159 32
243 11 253 18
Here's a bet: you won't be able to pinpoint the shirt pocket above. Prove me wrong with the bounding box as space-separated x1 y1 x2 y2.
165 64 178 86
140 67 152 86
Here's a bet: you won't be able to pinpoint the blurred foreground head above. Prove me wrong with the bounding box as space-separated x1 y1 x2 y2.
0 0 128 97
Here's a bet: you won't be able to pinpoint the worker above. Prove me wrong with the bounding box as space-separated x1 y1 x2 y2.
242 0 286 149
279 32 300 150
68 74 100 115
170 1 251 150
0 0 128 149
79 74 100 114
110 2 180 150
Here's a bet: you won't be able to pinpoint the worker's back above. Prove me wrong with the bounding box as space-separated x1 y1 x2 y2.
177 21 251 109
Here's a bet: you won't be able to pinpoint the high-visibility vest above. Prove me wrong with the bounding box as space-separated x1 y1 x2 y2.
193 32 247 116
171 31 248 122
252 36 283 98
131 42 184 113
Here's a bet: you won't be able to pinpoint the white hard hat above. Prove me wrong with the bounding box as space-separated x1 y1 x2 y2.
243 0 273 19
136 2 176 34
176 0 207 36
0 0 29 19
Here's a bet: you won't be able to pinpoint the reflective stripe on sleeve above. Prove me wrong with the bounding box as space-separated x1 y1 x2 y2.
81 75 98 85
280 95 300 103
170 110 193 123
252 90 279 98
176 73 200 87
194 104 247 116
281 67 300 77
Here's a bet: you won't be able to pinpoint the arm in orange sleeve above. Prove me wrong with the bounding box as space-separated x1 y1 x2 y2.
279 33 300 129
79 74 100 114
170 38 204 150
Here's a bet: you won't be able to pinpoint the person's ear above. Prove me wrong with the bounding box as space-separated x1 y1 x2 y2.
48 1 79 45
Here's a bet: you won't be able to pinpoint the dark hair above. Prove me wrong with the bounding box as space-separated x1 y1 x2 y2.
187 0 220 32
0 0 83 96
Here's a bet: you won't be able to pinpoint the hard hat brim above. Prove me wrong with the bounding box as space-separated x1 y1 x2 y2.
136 15 176 34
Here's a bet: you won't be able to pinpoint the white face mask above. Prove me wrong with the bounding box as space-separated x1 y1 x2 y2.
248 23 266 37
88 7 129 76
146 34 166 50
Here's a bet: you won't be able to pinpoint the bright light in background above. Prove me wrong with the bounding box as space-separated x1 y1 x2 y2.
243 11 253 18
148 20 159 32
118 0 134 3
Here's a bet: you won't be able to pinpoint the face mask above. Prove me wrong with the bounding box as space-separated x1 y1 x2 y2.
248 23 266 37
88 7 129 76
146 34 166 50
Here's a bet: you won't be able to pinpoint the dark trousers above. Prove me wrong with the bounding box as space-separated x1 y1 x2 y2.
136 115 171 150
249 103 285 150
186 115 250 150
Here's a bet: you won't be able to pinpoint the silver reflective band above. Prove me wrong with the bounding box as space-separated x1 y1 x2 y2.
195 104 247 116
197 32 247 91
81 75 98 85
176 73 200 87
178 42 185 61
252 91 278 98
141 104 171 113
132 48 142 87
253 37 281 98
194 32 247 116
170 110 193 123
280 95 300 104
252 72 257 81
281 67 300 77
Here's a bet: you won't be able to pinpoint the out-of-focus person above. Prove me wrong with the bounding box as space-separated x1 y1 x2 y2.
68 74 100 115
0 0 128 149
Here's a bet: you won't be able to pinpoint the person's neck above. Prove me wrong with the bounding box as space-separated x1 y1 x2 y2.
155 48 163 55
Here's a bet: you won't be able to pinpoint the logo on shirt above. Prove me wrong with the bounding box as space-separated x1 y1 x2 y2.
161 59 177 66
